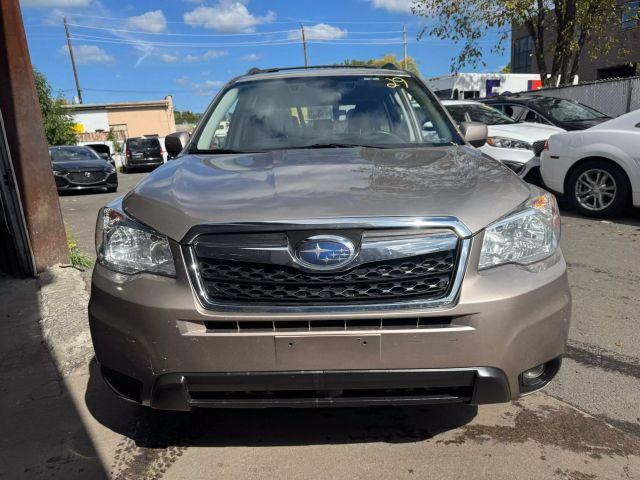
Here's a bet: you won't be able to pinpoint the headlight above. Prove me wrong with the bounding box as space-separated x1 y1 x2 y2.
96 206 175 276
486 137 532 150
104 164 116 173
52 168 65 176
479 191 560 270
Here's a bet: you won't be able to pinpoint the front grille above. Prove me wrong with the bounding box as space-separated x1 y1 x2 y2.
203 317 454 332
532 140 546 156
196 249 457 304
67 171 106 184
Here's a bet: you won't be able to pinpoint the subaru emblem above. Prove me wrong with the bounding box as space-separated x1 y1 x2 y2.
295 235 356 270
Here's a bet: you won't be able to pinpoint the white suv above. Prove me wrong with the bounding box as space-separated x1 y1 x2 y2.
443 100 564 181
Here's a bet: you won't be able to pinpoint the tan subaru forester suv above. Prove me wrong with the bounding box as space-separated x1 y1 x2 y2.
89 66 571 410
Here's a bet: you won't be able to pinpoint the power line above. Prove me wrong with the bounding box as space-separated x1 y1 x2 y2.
69 33 404 48
65 22 403 37
66 23 299 37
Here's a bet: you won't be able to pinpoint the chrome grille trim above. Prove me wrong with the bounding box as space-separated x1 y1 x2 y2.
182 217 472 317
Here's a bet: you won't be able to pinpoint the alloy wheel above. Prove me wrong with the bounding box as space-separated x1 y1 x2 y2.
574 168 617 211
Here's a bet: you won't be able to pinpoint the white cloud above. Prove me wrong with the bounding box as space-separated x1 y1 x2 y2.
184 1 275 33
288 23 347 41
160 53 178 63
125 10 167 33
59 44 115 64
370 0 414 13
241 53 259 61
174 75 190 85
21 0 91 6
192 79 224 96
184 50 228 63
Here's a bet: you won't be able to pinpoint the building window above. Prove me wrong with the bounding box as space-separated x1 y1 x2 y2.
621 1 640 29
513 36 533 73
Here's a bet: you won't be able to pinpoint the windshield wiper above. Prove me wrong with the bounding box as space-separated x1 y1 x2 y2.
189 148 257 154
294 143 385 149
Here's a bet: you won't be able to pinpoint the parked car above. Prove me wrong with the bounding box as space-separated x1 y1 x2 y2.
90 66 570 411
86 143 115 166
49 145 117 193
122 137 164 173
481 95 611 131
541 109 640 217
443 99 564 181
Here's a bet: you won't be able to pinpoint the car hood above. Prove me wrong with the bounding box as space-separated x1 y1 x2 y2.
123 146 532 241
487 122 564 141
52 159 109 171
557 118 610 130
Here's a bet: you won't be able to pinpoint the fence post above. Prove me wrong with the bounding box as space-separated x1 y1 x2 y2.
626 82 633 113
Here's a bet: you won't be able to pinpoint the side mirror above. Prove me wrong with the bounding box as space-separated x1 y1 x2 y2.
460 121 488 148
165 131 191 158
98 152 110 160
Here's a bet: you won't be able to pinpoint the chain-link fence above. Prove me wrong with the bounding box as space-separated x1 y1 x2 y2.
521 76 640 117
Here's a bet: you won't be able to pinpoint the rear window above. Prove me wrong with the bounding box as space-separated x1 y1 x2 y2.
127 138 160 149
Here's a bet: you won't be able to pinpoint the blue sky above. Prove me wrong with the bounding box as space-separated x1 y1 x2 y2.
21 0 508 112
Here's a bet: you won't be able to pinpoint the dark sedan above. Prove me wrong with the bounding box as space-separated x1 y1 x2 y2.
49 146 118 193
481 95 611 131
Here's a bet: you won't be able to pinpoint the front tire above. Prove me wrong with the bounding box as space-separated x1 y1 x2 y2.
567 160 630 218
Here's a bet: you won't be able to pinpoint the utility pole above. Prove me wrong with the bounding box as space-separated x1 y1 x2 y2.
301 23 309 67
63 16 82 104
402 25 407 70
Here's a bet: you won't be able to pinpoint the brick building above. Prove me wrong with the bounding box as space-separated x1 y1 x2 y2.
511 2 640 81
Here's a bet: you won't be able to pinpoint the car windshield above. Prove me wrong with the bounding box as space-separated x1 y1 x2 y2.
533 98 609 122
192 74 462 153
128 138 160 149
446 103 516 125
50 147 101 162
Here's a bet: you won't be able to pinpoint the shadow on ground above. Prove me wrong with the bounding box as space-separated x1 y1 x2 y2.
0 274 108 479
84 359 478 449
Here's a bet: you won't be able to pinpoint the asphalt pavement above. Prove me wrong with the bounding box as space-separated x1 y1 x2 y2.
46 168 640 479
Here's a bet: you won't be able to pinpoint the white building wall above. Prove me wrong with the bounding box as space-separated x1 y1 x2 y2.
72 110 109 133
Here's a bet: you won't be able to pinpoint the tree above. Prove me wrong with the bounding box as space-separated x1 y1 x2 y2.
34 70 77 146
412 0 622 87
343 54 421 76
175 110 202 125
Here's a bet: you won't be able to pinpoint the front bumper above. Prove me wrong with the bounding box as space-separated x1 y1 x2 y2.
55 172 118 191
89 234 571 410
480 145 539 179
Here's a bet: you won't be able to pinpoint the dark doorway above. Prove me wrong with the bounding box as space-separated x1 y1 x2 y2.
0 110 34 277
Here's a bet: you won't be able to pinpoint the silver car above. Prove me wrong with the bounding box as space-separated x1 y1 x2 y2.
89 66 570 410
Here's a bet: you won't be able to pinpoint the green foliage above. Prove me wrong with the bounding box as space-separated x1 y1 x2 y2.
342 54 421 76
34 69 77 146
175 110 202 125
412 0 621 86
501 63 511 74
105 129 123 154
66 228 92 270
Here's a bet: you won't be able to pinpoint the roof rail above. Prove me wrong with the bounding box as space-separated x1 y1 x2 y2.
244 64 406 76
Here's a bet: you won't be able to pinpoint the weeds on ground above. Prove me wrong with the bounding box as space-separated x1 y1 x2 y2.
66 228 93 270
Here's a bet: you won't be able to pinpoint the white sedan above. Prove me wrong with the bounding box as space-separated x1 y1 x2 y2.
443 100 564 180
541 109 640 217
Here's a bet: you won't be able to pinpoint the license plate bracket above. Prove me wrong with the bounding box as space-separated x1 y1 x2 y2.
274 335 381 369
